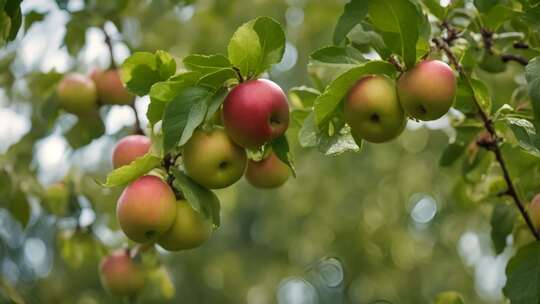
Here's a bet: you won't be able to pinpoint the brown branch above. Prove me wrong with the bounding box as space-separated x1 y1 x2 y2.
102 27 117 70
501 54 529 66
388 55 404 73
130 103 144 135
513 41 529 49
433 35 540 241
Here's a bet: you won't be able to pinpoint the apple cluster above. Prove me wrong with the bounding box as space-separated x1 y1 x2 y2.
56 68 135 115
345 60 457 143
99 78 293 296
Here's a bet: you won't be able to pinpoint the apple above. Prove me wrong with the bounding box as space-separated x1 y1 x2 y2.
222 79 289 149
99 249 145 296
117 175 177 243
112 135 151 168
344 75 406 143
43 182 70 216
245 152 290 188
57 73 98 116
183 128 247 189
397 60 457 121
157 200 212 251
91 69 135 105
530 194 540 230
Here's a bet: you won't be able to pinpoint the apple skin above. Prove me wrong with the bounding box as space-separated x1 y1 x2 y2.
117 176 177 243
344 75 406 143
157 200 212 251
183 128 247 189
91 69 135 105
397 60 457 121
112 135 151 168
222 79 289 149
57 73 98 116
99 249 145 296
530 194 540 230
245 152 290 188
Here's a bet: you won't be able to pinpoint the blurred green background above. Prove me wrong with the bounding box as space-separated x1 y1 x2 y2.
0 0 535 303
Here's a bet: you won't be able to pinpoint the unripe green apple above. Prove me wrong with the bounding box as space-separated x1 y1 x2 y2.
344 75 406 143
99 250 145 296
157 200 212 251
112 135 151 168
57 73 98 116
397 60 457 121
245 152 290 188
117 176 177 242
530 194 540 230
222 79 289 149
91 69 135 105
183 128 247 189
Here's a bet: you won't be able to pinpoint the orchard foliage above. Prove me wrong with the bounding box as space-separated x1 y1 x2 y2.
2 0 540 303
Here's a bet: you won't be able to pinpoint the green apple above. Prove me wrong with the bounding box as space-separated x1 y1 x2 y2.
157 200 212 251
116 175 177 242
183 128 247 189
245 152 290 188
112 135 151 168
91 69 135 105
397 60 457 121
344 74 406 143
99 249 145 296
57 73 98 116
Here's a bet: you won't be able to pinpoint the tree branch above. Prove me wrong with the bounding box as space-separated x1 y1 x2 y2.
433 36 540 241
102 26 117 70
130 103 144 135
501 54 529 66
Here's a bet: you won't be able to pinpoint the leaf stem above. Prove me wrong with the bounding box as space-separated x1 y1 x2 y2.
130 103 144 135
433 35 540 241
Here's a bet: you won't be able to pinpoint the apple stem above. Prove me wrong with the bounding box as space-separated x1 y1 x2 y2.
434 27 540 241
130 103 144 135
130 242 154 259
232 67 244 83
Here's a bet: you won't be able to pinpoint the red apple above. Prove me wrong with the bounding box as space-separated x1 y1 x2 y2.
397 60 457 121
91 69 135 105
530 194 540 230
245 152 290 188
99 249 145 296
117 176 177 243
112 135 151 168
222 79 289 149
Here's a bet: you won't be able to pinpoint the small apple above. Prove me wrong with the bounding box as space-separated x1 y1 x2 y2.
57 73 98 116
344 75 406 143
397 60 457 121
157 201 212 251
112 135 151 168
91 69 135 105
117 175 177 243
222 79 289 149
100 249 145 296
530 194 540 230
183 128 247 189
245 152 290 188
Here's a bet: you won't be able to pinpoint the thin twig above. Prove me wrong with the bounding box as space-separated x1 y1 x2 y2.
388 55 404 73
232 67 244 83
513 41 529 49
433 34 540 240
501 54 529 66
102 26 117 69
130 103 144 135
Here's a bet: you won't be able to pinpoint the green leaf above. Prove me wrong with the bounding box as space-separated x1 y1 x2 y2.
525 57 540 131
503 242 540 304
439 143 466 167
505 117 540 157
466 76 492 114
7 191 30 228
288 86 321 109
368 0 420 68
490 203 515 254
271 135 295 177
313 61 397 128
183 54 232 75
474 0 498 12
64 18 87 56
227 17 285 78
332 0 369 45
310 46 365 65
481 5 514 30
433 291 465 304
4 0 21 41
64 115 105 149
102 154 162 187
299 113 361 155
162 86 214 152
171 169 220 227
422 0 446 20
121 51 177 96
197 68 237 89
24 10 45 31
